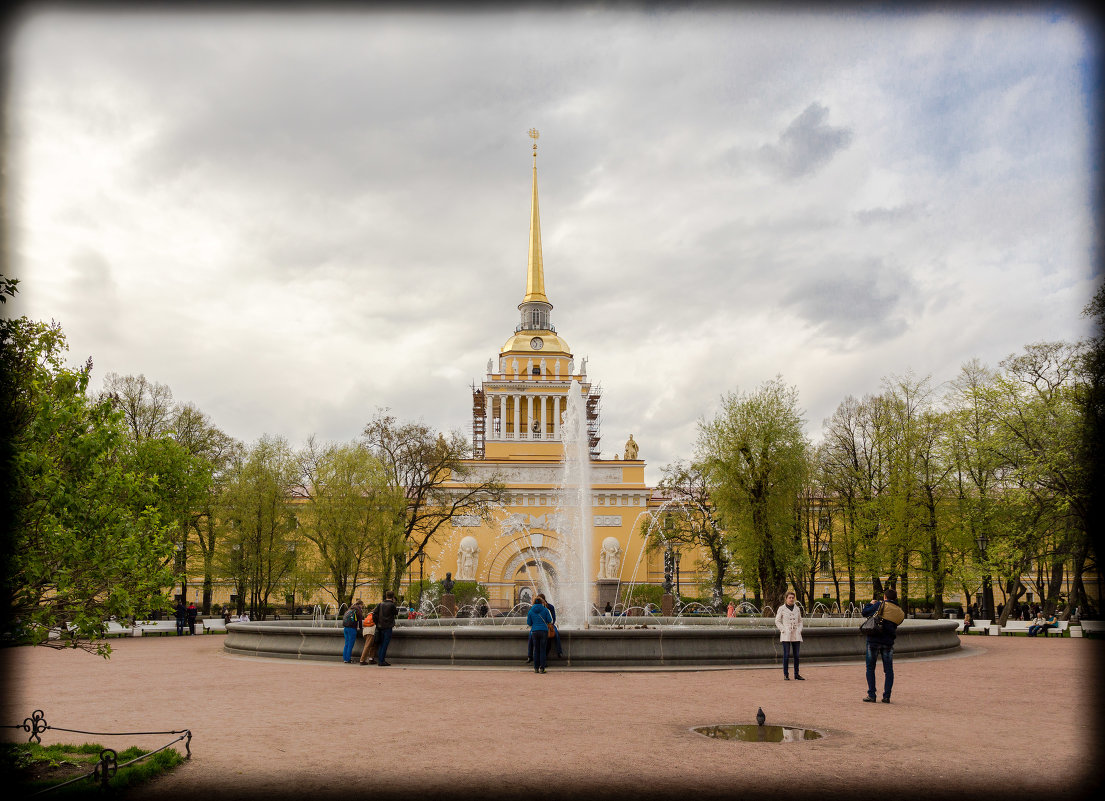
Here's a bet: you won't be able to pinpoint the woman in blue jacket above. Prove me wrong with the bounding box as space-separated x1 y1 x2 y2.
526 598 553 674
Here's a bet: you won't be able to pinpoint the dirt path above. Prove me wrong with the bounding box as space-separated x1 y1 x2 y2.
1 633 1099 801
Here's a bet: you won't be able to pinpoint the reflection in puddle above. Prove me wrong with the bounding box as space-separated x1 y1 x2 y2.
694 724 824 742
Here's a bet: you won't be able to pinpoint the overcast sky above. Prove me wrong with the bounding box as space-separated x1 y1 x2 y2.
5 7 1099 484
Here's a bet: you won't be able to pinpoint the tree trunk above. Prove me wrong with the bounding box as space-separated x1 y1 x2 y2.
1045 558 1064 615
998 578 1026 626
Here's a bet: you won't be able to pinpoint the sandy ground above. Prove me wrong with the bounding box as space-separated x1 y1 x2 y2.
1 632 1101 801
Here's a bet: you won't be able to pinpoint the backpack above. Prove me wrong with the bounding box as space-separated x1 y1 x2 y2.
342 608 359 628
881 602 905 625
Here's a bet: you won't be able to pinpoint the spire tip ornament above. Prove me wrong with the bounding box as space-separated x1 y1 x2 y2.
522 127 548 305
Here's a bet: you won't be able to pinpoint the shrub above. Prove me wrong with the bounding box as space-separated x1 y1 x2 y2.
621 584 665 608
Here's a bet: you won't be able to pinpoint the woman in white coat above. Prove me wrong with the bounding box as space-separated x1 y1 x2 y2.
774 590 804 680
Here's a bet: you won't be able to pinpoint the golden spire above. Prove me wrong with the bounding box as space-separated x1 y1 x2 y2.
524 128 549 304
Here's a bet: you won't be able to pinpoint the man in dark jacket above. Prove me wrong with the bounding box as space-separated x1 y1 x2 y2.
186 603 198 635
862 588 904 703
174 601 186 636
372 592 398 666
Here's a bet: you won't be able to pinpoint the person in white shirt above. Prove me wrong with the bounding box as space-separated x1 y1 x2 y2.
774 590 804 680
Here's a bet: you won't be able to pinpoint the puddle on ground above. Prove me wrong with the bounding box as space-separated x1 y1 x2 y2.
693 724 824 742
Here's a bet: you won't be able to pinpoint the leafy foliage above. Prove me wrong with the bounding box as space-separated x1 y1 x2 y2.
1 317 177 655
363 410 507 593
296 438 406 608
697 377 809 610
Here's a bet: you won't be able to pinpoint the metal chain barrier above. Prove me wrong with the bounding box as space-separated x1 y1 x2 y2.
2 709 191 795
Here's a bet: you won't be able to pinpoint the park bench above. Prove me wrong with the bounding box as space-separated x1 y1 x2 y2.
1001 620 1068 636
104 620 133 637
202 618 227 633
1079 620 1104 638
956 620 982 633
955 619 989 633
136 620 179 636
1042 620 1068 637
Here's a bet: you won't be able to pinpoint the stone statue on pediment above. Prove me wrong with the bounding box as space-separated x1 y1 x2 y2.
624 434 639 461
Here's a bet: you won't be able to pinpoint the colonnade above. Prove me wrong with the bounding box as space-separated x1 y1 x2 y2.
486 393 564 441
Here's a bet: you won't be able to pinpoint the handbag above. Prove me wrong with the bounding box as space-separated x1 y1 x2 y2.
860 604 885 634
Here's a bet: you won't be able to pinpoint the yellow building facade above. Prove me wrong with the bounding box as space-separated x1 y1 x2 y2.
430 132 662 612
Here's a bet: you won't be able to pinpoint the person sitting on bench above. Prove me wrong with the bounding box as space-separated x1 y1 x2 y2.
1028 612 1057 636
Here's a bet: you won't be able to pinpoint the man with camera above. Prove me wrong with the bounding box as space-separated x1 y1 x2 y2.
862 588 905 704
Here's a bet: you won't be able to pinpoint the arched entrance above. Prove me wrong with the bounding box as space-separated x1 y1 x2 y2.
514 558 557 605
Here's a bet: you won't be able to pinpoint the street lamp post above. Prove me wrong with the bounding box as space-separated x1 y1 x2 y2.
674 550 682 607
417 549 427 611
663 540 674 594
976 533 993 620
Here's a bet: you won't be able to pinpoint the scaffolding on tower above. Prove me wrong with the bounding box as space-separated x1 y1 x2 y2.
586 382 602 460
471 384 486 459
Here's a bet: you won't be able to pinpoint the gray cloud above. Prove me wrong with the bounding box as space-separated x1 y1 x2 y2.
6 9 1095 483
781 259 917 344
761 102 854 179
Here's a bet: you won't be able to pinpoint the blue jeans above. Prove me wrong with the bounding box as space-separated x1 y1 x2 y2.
865 642 894 699
782 641 800 676
376 628 394 663
342 627 357 662
532 631 548 670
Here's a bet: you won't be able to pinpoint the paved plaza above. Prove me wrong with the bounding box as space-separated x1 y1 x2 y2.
1 633 1100 801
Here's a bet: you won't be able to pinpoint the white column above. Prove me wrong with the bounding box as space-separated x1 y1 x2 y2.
485 393 494 441
513 394 520 439
538 394 546 439
497 395 505 439
553 395 561 439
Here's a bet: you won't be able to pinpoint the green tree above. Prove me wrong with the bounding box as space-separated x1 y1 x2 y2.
100 376 231 611
945 360 1006 619
697 377 809 611
363 410 507 594
171 402 239 614
991 341 1090 618
1079 285 1103 617
296 438 407 608
647 461 732 607
101 372 175 441
1 317 176 655
219 436 301 618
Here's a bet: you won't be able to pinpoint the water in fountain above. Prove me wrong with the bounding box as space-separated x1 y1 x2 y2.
555 379 594 628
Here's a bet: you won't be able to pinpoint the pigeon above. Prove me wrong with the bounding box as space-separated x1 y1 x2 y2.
756 707 766 726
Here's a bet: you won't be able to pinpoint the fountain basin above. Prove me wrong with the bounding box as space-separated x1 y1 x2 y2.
224 618 960 667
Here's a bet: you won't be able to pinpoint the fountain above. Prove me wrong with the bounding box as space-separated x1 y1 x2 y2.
554 379 595 629
223 386 960 665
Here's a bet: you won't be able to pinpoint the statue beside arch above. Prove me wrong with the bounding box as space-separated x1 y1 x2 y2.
457 536 480 580
598 536 622 579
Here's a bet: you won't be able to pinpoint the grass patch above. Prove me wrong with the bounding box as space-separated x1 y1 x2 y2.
0 740 185 796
